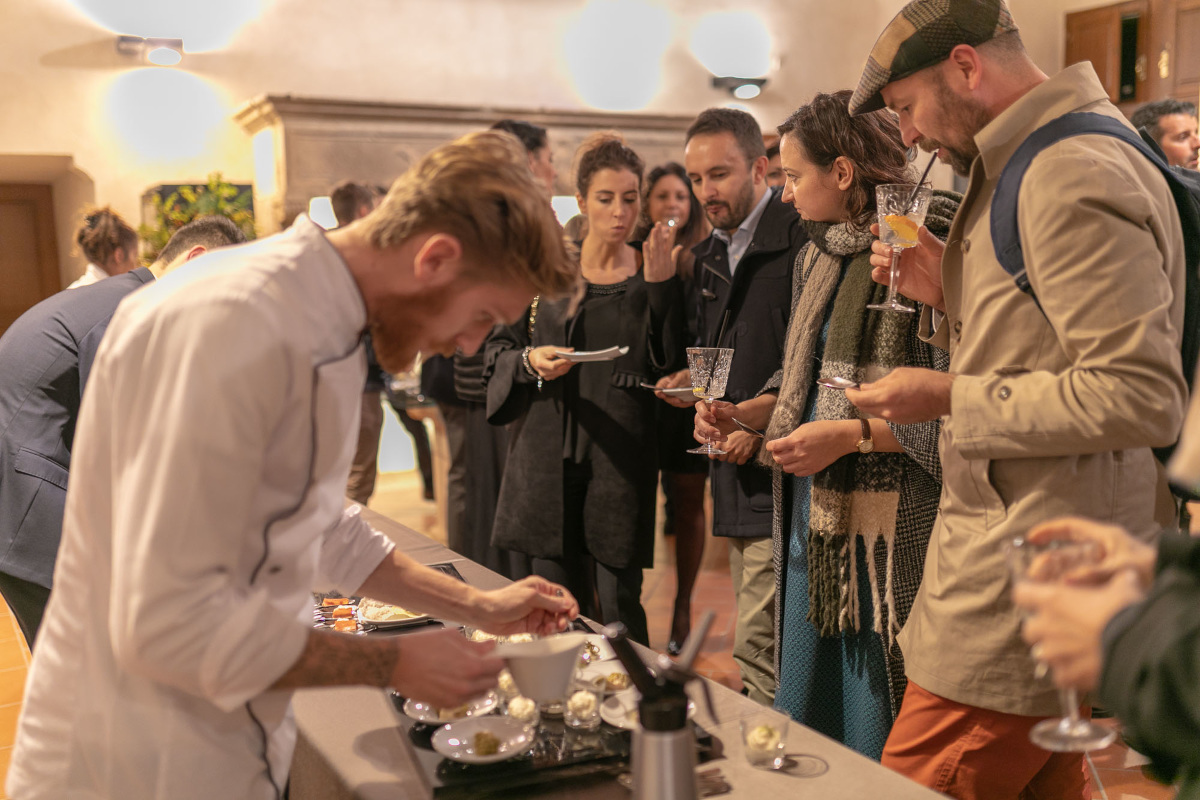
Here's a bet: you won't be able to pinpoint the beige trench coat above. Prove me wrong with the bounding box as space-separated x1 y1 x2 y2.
899 63 1187 717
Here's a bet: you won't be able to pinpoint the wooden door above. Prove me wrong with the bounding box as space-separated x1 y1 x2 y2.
1067 5 1123 102
1066 1 1149 105
1170 0 1200 100
0 184 60 337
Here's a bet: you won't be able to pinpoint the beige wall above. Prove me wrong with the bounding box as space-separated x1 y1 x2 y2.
3 0 1102 281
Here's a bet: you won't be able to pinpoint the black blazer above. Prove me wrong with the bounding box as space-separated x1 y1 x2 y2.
485 274 683 567
692 188 807 539
0 269 154 588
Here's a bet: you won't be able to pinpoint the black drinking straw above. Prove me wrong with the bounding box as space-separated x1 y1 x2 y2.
716 309 731 347
907 153 938 206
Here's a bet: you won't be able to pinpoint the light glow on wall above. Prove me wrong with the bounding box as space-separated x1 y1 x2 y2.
252 128 277 198
689 12 772 79
562 0 672 111
105 68 227 163
67 0 263 51
551 195 581 226
308 197 337 230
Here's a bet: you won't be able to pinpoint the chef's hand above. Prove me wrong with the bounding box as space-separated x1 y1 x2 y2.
765 420 857 477
694 399 738 442
846 367 954 424
709 430 759 465
528 346 575 381
869 223 946 311
1015 570 1145 691
655 369 697 407
1025 517 1157 589
390 628 504 708
472 576 579 636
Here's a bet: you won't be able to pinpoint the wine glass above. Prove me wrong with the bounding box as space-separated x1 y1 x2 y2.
867 184 933 314
686 347 734 456
1007 537 1117 752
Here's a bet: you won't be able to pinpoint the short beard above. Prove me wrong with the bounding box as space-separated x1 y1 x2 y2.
924 72 992 177
705 174 758 233
368 285 456 374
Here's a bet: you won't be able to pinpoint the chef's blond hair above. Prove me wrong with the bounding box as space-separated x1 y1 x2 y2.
363 131 578 300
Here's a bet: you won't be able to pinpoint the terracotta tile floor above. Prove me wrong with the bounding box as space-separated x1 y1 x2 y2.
0 468 1177 798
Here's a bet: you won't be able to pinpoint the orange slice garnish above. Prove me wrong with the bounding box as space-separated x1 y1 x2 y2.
884 214 919 242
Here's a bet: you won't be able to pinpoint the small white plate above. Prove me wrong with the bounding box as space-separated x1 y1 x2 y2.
432 716 535 765
578 634 616 664
600 689 694 731
554 346 629 363
402 690 498 724
356 599 431 629
578 661 632 694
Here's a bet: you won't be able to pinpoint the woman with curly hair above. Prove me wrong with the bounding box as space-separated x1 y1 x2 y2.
697 90 959 757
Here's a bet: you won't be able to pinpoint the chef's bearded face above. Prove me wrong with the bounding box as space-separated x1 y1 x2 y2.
369 270 537 374
358 130 580 374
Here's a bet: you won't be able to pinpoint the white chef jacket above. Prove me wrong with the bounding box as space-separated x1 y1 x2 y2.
8 216 396 799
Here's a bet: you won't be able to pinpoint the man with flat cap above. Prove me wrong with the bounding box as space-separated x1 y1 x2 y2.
845 0 1186 796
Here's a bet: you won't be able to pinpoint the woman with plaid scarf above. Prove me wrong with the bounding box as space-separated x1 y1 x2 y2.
696 90 959 759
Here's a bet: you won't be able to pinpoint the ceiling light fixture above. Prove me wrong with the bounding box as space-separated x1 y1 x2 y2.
711 76 766 100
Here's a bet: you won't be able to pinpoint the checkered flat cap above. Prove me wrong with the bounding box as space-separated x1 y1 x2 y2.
850 0 1018 115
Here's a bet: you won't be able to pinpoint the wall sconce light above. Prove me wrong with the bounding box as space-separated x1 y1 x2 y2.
711 76 766 100
115 35 185 67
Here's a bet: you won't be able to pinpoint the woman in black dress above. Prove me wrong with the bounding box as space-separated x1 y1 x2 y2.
634 163 711 654
485 134 684 644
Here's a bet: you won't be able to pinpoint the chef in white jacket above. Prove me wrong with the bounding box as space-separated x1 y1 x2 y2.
7 131 581 800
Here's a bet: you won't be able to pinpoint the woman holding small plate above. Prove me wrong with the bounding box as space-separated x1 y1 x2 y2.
485 133 684 644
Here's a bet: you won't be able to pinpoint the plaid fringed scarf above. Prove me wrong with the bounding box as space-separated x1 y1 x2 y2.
760 221 910 639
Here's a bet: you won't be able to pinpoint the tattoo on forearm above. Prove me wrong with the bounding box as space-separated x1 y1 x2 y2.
271 629 399 691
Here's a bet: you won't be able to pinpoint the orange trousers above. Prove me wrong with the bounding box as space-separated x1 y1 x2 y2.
882 682 1092 800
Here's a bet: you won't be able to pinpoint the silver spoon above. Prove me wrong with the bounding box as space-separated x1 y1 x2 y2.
816 376 860 391
731 418 764 438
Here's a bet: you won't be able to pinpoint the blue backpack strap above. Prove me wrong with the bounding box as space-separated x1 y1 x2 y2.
991 112 1183 309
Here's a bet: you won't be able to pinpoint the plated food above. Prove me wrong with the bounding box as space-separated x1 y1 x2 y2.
577 661 630 693
402 691 498 724
432 716 535 765
356 599 430 629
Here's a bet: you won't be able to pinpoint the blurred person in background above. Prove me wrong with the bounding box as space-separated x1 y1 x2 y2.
634 161 711 654
67 206 140 289
0 216 246 648
332 181 435 505
1130 98 1200 169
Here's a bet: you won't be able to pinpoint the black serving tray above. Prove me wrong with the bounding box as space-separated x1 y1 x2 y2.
389 693 718 799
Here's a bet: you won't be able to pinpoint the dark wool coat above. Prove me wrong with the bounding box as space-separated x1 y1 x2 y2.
484 274 683 568
693 187 808 539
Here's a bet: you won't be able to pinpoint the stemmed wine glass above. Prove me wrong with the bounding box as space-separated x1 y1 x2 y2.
867 184 933 314
1007 537 1118 753
686 347 734 456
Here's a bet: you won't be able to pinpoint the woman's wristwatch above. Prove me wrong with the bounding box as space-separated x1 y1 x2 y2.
856 419 874 454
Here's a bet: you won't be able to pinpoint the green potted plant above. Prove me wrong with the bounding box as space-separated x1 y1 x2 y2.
139 173 256 263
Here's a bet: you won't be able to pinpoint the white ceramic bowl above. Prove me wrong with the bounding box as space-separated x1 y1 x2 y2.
493 632 588 703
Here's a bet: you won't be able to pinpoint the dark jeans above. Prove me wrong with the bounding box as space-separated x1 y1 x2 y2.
532 460 648 645
0 571 51 649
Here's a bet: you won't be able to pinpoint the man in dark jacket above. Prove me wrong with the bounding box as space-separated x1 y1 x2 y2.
0 216 244 647
672 108 806 703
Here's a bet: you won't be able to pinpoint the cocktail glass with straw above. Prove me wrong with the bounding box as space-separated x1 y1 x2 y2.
685 347 734 456
867 183 933 314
